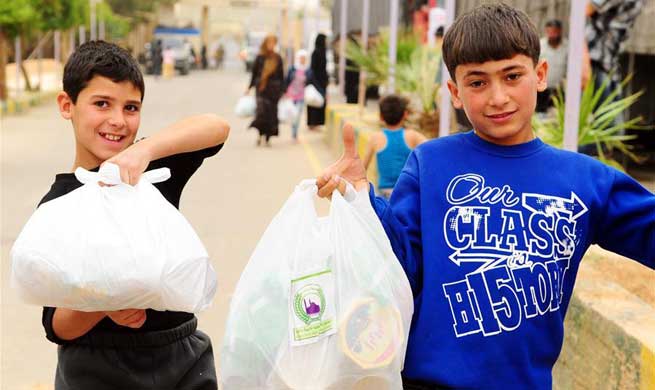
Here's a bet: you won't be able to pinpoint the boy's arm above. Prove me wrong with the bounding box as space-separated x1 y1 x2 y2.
408 130 428 148
48 308 147 342
368 158 423 295
49 308 105 342
107 113 229 185
363 134 377 169
594 168 655 269
316 123 423 295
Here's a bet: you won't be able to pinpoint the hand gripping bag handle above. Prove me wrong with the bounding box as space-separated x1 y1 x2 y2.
296 178 357 201
74 162 171 185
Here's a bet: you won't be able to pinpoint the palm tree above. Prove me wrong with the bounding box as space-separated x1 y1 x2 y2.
533 74 651 171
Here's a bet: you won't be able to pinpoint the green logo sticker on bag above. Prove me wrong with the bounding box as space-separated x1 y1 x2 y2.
289 269 336 345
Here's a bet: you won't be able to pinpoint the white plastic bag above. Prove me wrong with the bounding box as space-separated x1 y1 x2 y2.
278 98 299 123
220 180 413 390
235 95 257 117
10 163 217 313
304 84 325 108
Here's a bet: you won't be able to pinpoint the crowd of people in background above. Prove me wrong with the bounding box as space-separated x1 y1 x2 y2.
245 33 329 147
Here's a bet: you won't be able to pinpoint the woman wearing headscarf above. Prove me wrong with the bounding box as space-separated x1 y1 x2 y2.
284 49 309 141
247 35 284 146
307 34 328 130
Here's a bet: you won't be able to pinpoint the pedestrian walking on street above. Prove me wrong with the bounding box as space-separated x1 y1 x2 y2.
307 33 328 130
284 49 309 141
344 33 361 104
201 44 208 69
42 41 230 390
537 19 568 113
162 45 175 79
247 34 284 147
315 4 655 389
152 39 163 78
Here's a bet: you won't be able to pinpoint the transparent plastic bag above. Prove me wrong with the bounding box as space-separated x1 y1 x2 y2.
278 98 299 123
10 163 217 313
221 180 413 390
304 85 325 108
235 95 257 117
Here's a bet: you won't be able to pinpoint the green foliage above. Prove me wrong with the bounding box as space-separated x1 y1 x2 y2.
106 0 174 24
0 0 88 37
346 32 442 136
533 74 652 170
35 0 88 31
396 45 441 113
0 0 38 37
345 31 419 88
97 2 130 40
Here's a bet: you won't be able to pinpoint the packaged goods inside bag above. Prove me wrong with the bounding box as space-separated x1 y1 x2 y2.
221 180 413 389
11 163 216 313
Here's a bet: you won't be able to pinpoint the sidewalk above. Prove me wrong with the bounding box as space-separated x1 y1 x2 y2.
1 59 61 117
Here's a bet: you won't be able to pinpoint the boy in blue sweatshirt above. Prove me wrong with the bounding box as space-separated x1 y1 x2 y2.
316 3 654 390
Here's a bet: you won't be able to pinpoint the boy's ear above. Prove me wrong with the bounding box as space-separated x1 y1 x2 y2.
447 80 463 109
536 59 548 92
57 91 74 120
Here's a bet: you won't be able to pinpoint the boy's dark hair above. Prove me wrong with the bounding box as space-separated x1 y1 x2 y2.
545 19 562 29
442 3 540 80
63 40 145 103
379 94 409 126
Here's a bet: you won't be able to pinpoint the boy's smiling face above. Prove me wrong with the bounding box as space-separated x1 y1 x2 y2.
58 75 142 169
447 54 547 145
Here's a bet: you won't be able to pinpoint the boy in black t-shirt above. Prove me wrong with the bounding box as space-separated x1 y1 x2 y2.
40 41 229 390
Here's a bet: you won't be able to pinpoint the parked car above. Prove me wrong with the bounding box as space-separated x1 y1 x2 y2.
144 37 193 75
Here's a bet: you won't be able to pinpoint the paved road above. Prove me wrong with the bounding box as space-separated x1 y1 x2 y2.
1 67 335 390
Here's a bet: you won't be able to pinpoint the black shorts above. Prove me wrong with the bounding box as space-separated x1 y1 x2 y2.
54 317 217 390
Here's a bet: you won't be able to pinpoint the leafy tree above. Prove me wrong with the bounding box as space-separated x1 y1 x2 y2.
106 0 175 24
97 2 130 40
0 0 39 99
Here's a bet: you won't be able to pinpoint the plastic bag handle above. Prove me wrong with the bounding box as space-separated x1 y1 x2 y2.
74 162 171 185
141 168 171 183
295 178 357 201
339 180 357 202
296 179 318 193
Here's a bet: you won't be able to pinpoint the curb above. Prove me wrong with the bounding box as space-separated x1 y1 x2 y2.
1 91 58 117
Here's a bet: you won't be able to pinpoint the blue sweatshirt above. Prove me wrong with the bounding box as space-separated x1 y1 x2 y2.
371 131 655 389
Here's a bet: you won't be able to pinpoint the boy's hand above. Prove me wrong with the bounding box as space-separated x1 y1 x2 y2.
316 123 369 198
104 139 153 186
104 309 147 328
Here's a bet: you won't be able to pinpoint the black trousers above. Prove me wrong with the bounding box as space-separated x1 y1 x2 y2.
403 377 452 390
54 318 217 390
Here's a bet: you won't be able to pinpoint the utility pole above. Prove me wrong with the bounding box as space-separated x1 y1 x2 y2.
438 0 455 137
357 0 370 110
90 0 97 41
563 0 586 152
388 0 399 93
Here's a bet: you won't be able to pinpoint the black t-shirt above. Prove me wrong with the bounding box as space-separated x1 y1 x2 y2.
40 144 222 345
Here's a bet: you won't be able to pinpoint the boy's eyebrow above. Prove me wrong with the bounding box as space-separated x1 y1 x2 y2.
463 64 528 78
500 64 527 73
91 95 141 105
